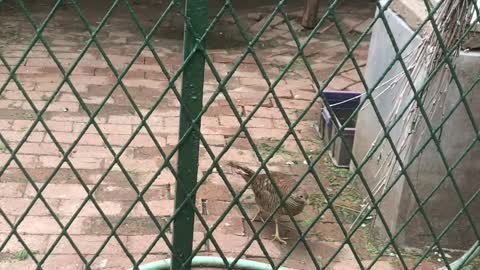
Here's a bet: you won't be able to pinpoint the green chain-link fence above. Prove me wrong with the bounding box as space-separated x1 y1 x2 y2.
0 0 479 269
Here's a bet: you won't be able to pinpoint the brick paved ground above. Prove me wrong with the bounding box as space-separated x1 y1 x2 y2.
0 0 442 269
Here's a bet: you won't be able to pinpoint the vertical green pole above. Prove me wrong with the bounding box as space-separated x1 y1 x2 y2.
171 0 208 269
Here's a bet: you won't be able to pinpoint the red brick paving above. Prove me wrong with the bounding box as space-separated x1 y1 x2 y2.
0 0 395 269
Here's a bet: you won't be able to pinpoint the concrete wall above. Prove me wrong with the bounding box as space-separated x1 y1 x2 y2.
353 3 480 249
400 52 480 249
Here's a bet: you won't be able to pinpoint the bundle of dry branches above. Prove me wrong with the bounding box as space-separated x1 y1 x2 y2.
352 0 475 234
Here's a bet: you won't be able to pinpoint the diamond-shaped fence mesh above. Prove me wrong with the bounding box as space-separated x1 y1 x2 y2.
0 0 479 269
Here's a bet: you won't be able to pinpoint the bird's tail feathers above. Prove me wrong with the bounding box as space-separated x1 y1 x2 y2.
226 161 255 180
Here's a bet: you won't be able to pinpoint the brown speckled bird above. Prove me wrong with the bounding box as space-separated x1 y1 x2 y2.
228 161 308 244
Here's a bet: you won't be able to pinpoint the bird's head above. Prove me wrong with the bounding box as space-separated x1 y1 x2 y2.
292 191 309 204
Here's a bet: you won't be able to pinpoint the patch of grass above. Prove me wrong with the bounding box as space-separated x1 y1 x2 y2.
309 195 360 225
0 249 37 262
463 256 480 270
291 60 307 70
15 250 29 261
343 188 361 204
300 217 317 230
66 174 74 182
323 158 359 201
324 157 353 179
336 184 362 223
20 112 35 120
259 39 280 49
361 228 386 257
258 142 297 162
331 166 353 179
310 137 324 148
0 144 6 152
308 192 326 212
365 240 380 255
338 206 359 224
320 156 362 223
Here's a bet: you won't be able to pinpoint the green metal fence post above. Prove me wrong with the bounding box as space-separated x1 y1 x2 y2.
171 0 209 269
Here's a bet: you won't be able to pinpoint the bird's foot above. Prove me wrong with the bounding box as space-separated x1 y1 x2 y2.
271 232 288 245
251 208 265 223
251 214 265 223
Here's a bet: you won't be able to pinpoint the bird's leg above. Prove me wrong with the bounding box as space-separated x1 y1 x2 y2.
271 218 288 245
251 205 265 223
